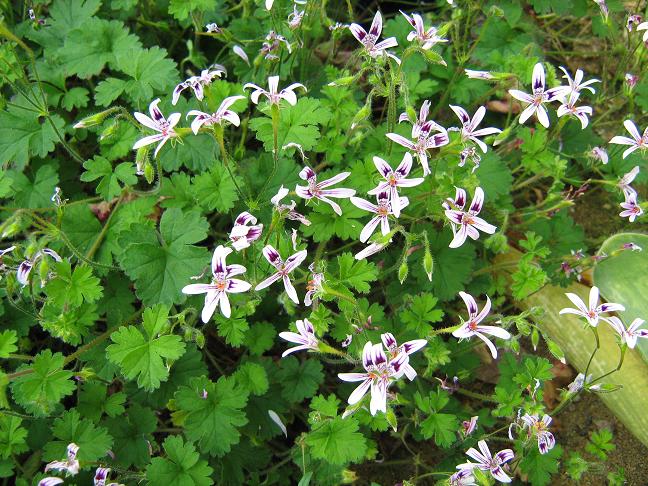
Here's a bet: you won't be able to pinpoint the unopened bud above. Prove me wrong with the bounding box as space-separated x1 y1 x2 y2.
398 260 408 284
423 251 434 282
73 107 117 129
328 76 355 87
143 160 155 184
350 102 371 129
99 120 119 141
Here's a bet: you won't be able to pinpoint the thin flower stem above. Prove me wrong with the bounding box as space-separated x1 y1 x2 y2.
455 387 496 403
214 125 247 201
590 345 627 385
430 325 458 335
583 326 600 378
85 192 125 261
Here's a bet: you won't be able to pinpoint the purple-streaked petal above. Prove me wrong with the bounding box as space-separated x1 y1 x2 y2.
211 245 232 275
227 278 251 293
349 23 367 42
508 89 533 103
201 291 220 323
338 372 369 383
262 245 282 265
459 291 479 317
255 272 282 291
369 11 382 36
318 171 351 188
450 105 471 126
347 378 372 405
386 133 415 150
282 275 299 304
623 119 641 141
359 216 381 243
532 63 545 90
369 379 387 415
284 249 307 272
182 283 213 295
350 196 378 213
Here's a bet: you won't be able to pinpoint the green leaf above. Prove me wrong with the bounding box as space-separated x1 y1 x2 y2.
104 404 157 467
429 230 476 301
0 104 65 168
174 376 249 457
10 350 76 417
419 412 458 447
301 201 365 242
278 356 324 403
77 382 126 421
192 163 240 212
0 416 28 459
336 252 378 293
106 305 186 390
117 208 210 306
586 428 615 460
113 47 178 105
146 435 214 486
249 98 332 152
400 293 444 335
305 416 367 465
43 410 113 463
80 157 137 200
9 164 60 208
60 18 141 78
168 0 215 20
160 133 218 172
245 323 276 356
45 261 103 307
95 77 127 106
0 331 18 359
518 445 563 486
234 362 269 396
477 151 513 202
61 87 90 110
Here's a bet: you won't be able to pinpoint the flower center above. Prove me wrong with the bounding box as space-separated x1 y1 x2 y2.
377 203 390 217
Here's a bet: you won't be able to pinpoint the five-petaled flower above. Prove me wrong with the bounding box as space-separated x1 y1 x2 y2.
45 443 80 476
398 99 434 138
465 69 494 80
295 166 356 215
351 190 409 243
255 245 308 304
618 165 640 195
400 11 447 49
558 66 599 96
304 263 324 306
380 332 427 380
279 318 319 357
457 440 515 483
386 126 449 176
452 291 511 359
609 120 648 159
559 286 625 327
17 248 62 287
606 316 648 349
182 245 252 321
367 153 424 216
449 105 502 153
590 146 608 164
338 341 408 415
520 414 556 454
244 76 306 106
187 95 246 134
229 212 263 251
508 62 566 128
133 98 180 158
461 416 479 438
556 91 593 129
443 186 497 248
619 189 643 222
272 186 311 226
349 12 400 63
172 65 225 105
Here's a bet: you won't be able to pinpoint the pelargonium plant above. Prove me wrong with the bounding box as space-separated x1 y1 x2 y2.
0 1 647 485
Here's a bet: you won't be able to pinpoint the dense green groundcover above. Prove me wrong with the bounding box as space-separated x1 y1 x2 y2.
0 0 647 485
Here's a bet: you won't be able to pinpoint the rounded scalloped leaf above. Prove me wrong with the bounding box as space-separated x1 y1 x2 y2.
594 232 648 362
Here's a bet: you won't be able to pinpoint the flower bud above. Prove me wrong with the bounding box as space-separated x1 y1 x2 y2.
144 160 155 185
328 76 355 87
398 260 408 284
73 107 117 129
350 102 371 129
423 250 434 282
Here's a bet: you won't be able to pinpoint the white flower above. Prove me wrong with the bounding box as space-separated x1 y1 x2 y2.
182 246 251 321
45 443 80 476
461 416 479 437
386 126 449 176
400 11 447 49
556 92 592 129
132 98 180 158
456 440 515 483
449 105 502 153
279 319 319 356
520 414 556 454
619 190 643 222
205 23 221 34
606 316 648 349
349 11 400 63
304 263 324 306
295 167 355 215
465 69 494 80
559 286 625 327
272 185 311 225
288 5 305 29
558 66 599 96
186 96 245 134
229 212 263 251
255 245 307 304
338 341 408 415
244 76 306 106
380 332 427 380
172 66 225 105
508 63 567 128
590 147 608 164
367 153 424 216
443 187 497 248
17 248 62 286
609 120 648 159
637 21 648 41
350 191 409 243
618 165 640 195
452 292 510 359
